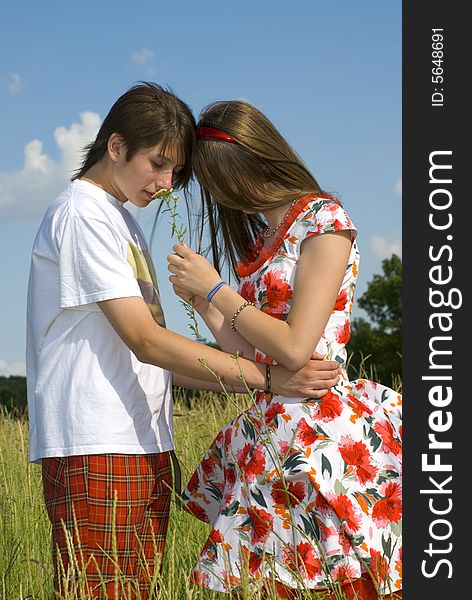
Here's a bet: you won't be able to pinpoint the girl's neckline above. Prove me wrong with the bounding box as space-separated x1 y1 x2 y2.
236 193 335 277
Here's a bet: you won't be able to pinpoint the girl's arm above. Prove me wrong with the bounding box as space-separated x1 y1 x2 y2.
97 295 340 397
168 231 352 372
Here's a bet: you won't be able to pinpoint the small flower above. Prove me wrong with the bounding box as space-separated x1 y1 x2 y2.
374 419 402 457
314 491 332 515
331 562 357 583
329 493 362 534
222 490 234 508
313 390 343 422
236 443 252 467
244 446 266 482
263 270 293 310
295 418 321 446
224 466 236 490
186 469 200 493
369 548 391 584
247 506 274 543
240 280 257 303
202 455 217 478
337 531 353 554
241 546 263 575
282 542 322 580
264 402 285 424
151 187 174 200
339 436 378 484
191 570 209 586
236 443 266 482
270 479 306 508
333 288 348 311
335 320 351 345
209 529 224 544
278 440 290 454
184 501 210 523
372 481 402 527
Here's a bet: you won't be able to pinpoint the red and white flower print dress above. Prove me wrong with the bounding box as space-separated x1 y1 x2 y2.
182 197 402 595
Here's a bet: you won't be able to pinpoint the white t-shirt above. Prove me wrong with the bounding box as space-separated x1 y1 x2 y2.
26 179 173 463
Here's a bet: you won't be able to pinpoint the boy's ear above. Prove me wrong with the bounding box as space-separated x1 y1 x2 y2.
108 133 126 162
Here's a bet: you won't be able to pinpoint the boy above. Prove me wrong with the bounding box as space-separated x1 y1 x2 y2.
26 82 340 598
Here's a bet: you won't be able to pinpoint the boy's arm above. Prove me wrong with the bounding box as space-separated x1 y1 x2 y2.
172 283 255 358
98 296 340 397
172 372 247 393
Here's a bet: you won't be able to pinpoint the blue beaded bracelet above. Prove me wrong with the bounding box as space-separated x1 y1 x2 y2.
207 281 227 302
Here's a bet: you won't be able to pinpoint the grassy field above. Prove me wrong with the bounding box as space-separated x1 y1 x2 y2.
0 378 399 600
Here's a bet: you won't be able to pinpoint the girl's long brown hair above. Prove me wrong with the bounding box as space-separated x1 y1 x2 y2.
192 100 325 278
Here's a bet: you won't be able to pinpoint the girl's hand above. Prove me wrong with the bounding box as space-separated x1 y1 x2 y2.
171 282 207 312
167 243 221 298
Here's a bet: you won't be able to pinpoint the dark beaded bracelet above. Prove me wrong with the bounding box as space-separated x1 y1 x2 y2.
264 363 272 396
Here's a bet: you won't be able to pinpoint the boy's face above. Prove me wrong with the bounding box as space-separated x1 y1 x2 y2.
112 140 184 208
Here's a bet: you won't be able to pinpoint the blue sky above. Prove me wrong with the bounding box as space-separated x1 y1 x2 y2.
0 0 401 376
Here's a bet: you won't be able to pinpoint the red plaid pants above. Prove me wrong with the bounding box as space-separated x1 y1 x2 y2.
42 453 172 599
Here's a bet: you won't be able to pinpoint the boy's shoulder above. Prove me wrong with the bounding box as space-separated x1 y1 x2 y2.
47 179 121 223
36 180 124 248
69 179 120 219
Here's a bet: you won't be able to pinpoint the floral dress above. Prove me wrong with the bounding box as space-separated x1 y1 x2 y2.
182 196 402 595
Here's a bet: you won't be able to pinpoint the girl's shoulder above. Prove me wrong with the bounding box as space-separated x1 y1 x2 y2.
236 194 357 278
290 196 357 242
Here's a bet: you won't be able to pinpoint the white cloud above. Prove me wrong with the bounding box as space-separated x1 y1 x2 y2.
130 49 156 76
0 112 101 220
394 177 402 197
131 49 154 64
6 72 22 95
0 359 26 376
370 234 402 259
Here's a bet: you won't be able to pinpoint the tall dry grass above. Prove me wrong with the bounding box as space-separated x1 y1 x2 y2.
0 389 237 599
0 367 401 599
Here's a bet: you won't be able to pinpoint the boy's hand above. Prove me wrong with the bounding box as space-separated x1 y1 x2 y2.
171 282 207 312
272 352 340 398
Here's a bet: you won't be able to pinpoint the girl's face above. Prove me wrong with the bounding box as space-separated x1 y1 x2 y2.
110 136 183 207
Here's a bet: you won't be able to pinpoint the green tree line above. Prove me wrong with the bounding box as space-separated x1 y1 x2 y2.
0 254 402 414
0 375 27 414
348 254 402 387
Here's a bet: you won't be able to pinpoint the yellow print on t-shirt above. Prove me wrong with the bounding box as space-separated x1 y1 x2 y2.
127 243 166 327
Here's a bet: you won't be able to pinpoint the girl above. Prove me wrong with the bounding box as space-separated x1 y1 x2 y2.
168 100 402 599
27 84 339 599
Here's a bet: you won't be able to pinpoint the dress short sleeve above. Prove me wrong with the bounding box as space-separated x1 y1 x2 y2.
292 199 357 244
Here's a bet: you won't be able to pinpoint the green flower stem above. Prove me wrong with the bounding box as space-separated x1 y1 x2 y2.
154 188 204 342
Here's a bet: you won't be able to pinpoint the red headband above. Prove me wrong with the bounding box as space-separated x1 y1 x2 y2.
196 126 238 144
